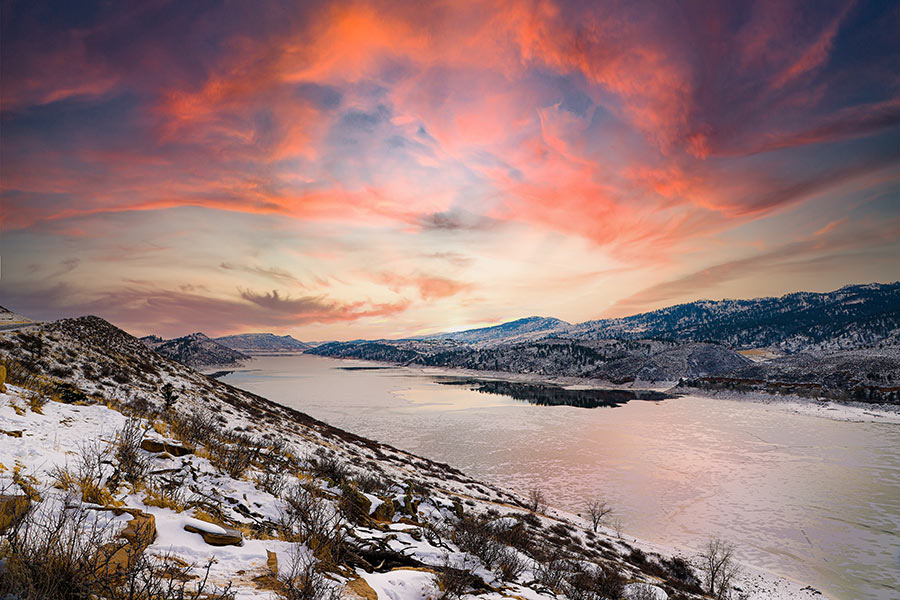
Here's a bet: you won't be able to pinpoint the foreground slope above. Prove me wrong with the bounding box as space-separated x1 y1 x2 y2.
0 317 824 600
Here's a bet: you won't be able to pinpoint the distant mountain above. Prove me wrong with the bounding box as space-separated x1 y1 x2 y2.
215 332 311 353
421 316 571 347
569 282 900 352
309 337 749 384
141 332 248 367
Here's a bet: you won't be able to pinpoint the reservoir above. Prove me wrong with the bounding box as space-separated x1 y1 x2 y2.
219 354 900 600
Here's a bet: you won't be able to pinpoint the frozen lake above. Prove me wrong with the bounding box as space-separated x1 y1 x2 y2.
219 354 900 600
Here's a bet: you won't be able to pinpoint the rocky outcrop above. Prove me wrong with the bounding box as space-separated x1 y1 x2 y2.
140 438 193 457
184 517 244 546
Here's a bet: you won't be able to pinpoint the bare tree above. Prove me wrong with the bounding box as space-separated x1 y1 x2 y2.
526 488 546 513
698 537 741 599
585 498 613 532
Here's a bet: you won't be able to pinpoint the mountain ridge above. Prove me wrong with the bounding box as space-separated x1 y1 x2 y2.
416 282 900 353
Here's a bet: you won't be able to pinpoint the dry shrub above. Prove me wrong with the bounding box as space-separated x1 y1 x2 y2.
564 564 625 600
277 483 346 566
210 432 262 479
451 515 504 570
495 547 527 582
276 545 341 600
170 409 219 446
435 555 478 600
142 473 190 512
115 417 149 487
533 551 571 593
307 451 349 485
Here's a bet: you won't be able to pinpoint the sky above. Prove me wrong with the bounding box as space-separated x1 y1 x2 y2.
1 0 898 340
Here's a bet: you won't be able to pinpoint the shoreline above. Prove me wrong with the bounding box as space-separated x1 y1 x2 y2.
234 353 900 425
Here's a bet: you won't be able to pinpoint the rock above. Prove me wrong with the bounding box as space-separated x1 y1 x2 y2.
266 550 278 574
0 429 23 437
120 511 157 547
92 508 156 582
373 498 395 522
402 491 419 517
184 517 244 546
140 438 193 456
341 485 372 517
0 494 31 534
0 364 6 392
346 577 378 600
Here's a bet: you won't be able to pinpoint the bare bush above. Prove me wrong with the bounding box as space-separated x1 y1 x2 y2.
211 432 262 479
585 498 613 532
698 537 741 599
277 545 341 600
564 564 625 600
624 583 661 600
533 552 571 593
170 409 219 446
115 417 150 486
0 500 234 600
451 515 504 569
278 483 345 566
143 472 190 512
307 450 349 485
354 472 391 495
257 468 287 497
435 555 478 600
114 553 235 600
495 548 526 582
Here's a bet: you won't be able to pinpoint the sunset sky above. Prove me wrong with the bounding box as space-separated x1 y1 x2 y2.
2 0 898 340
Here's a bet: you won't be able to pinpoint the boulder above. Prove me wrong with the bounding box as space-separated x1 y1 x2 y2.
341 485 372 518
346 577 378 600
120 511 157 547
140 438 193 456
372 498 395 522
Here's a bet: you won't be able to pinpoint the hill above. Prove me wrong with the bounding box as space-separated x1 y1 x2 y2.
422 316 570 347
215 332 311 353
141 332 249 367
569 282 900 352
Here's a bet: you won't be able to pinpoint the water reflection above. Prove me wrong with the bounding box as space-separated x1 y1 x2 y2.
434 377 673 408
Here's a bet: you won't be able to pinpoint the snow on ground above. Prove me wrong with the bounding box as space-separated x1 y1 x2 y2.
362 569 437 600
683 389 900 423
